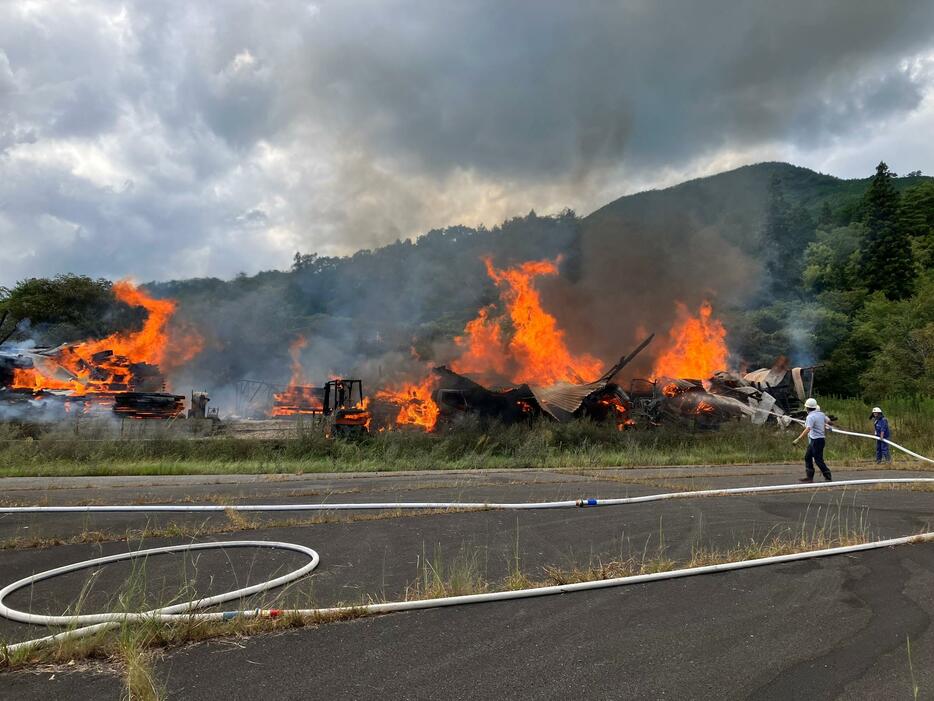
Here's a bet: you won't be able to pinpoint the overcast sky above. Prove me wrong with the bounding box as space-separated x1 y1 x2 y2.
2 0 933 286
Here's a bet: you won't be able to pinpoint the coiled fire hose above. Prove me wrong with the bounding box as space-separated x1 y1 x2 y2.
1 420 933 655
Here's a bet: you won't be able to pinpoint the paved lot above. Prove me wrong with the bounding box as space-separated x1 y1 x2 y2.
155 545 934 700
1 465 933 699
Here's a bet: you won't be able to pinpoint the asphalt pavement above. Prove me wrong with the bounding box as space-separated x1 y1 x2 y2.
1 465 933 699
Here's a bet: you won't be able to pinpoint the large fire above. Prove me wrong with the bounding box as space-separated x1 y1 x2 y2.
375 376 440 431
652 301 729 380
271 335 324 416
380 256 605 431
452 258 602 386
11 280 202 396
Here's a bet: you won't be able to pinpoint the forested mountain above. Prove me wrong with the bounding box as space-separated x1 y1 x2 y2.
3 162 933 398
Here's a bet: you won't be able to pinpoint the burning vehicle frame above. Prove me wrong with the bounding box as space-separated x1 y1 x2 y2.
236 377 372 435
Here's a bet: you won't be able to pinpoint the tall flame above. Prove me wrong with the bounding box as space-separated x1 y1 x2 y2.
11 280 202 394
652 301 729 380
285 335 310 386
271 335 324 415
452 258 602 386
450 305 509 380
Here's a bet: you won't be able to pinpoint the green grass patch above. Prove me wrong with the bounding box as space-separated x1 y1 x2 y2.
0 395 931 477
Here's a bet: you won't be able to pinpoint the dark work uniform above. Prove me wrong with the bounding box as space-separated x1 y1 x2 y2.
804 410 832 481
874 415 891 463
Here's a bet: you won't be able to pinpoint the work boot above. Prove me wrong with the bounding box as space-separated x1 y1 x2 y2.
798 477 814 483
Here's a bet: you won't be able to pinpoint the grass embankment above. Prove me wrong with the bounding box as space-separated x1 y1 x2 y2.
0 396 931 477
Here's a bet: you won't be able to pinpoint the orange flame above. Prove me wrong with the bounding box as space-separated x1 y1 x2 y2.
450 305 509 380
283 336 310 386
652 301 728 380
452 258 602 386
376 376 439 431
661 382 681 397
11 281 202 395
597 394 633 430
271 336 324 416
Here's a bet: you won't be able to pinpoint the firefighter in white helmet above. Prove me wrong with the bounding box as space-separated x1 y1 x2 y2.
793 398 832 482
870 407 891 464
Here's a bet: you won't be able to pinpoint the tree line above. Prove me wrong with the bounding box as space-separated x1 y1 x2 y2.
731 162 934 396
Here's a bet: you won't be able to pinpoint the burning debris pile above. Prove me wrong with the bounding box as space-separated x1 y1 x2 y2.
623 309 811 428
374 260 809 433
0 282 200 420
271 385 325 416
429 349 638 429
271 337 325 416
375 378 441 431
624 362 812 429
374 256 610 431
371 260 692 432
0 254 814 435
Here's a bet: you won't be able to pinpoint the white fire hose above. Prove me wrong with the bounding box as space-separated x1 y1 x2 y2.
776 412 934 465
2 420 933 655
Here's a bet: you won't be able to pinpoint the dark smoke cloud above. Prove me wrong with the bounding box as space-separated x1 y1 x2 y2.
2 1 934 286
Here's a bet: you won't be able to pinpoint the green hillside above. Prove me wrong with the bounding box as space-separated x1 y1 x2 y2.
3 161 933 398
586 161 931 254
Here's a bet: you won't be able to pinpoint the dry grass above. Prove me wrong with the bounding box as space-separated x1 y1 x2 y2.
119 631 164 701
0 506 483 551
0 608 368 674
402 544 490 601
513 529 871 589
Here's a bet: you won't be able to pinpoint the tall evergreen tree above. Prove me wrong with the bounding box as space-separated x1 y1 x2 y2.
859 162 915 299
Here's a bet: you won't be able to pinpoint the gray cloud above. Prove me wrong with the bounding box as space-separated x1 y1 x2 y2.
1 0 934 285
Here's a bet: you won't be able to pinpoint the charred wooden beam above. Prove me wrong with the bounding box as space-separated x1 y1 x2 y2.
598 334 655 383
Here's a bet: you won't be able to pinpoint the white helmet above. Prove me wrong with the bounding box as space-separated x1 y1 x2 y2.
804 398 818 409
872 407 882 414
